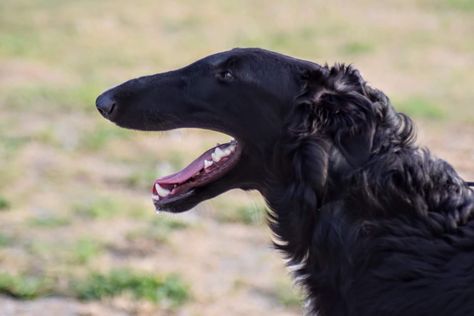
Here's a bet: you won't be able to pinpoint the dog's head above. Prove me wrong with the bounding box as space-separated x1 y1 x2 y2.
96 48 411 213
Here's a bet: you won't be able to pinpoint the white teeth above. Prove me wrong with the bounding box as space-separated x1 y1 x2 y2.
155 183 170 197
212 146 233 162
204 159 213 169
215 147 226 157
152 194 160 201
211 148 224 162
224 143 236 155
211 152 221 162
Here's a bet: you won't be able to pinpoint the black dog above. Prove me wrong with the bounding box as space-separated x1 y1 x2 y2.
97 48 474 315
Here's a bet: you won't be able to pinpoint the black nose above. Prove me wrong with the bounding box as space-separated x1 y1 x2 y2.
96 92 117 118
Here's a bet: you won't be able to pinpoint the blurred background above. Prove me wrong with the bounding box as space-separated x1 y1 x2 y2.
0 0 473 315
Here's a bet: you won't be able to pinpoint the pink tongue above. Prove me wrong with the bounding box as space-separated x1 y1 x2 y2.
155 146 216 185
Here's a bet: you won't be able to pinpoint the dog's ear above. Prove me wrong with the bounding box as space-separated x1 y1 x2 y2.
324 66 375 167
318 90 376 167
283 64 331 197
333 117 375 167
288 64 328 136
296 64 376 167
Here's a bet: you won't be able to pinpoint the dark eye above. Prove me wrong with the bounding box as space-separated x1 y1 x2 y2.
217 70 234 81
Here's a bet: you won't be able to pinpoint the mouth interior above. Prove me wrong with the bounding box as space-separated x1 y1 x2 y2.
152 139 241 205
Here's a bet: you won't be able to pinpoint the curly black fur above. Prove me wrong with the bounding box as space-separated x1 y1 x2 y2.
269 64 474 315
97 48 474 316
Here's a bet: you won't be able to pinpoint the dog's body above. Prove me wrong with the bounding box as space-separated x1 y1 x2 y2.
97 48 474 315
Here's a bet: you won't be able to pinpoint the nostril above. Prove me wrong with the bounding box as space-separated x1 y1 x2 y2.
101 101 116 114
108 102 116 114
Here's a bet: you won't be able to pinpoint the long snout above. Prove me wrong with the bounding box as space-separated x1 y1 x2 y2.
95 70 191 131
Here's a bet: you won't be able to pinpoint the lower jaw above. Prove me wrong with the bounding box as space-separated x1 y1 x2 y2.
153 190 195 212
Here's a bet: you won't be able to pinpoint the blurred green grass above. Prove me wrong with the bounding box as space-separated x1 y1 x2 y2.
0 197 10 211
72 269 189 307
0 269 189 306
0 273 52 300
395 96 446 120
70 238 104 265
28 215 71 228
0 0 472 313
0 233 12 248
275 278 304 308
126 216 190 244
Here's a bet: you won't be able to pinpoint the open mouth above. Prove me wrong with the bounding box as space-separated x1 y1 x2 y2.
152 139 242 210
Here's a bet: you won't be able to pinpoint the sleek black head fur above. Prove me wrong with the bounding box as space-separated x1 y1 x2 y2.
97 48 474 315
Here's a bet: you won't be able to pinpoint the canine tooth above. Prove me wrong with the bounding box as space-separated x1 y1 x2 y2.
155 183 170 197
204 159 213 169
223 148 232 156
